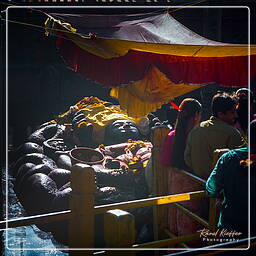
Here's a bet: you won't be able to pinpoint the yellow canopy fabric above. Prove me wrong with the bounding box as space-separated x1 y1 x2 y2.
45 12 256 117
110 66 205 117
46 13 256 59
65 33 256 59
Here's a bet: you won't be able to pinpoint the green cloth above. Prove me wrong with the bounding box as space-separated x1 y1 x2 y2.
206 147 255 235
184 116 243 179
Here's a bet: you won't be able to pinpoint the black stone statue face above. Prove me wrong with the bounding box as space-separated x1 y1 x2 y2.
104 119 141 145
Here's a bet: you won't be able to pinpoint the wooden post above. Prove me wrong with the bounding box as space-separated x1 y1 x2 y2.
69 163 96 256
104 209 136 256
150 127 170 242
207 197 218 246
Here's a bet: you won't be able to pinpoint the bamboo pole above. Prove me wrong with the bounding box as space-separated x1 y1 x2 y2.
164 229 189 248
173 203 209 228
1 191 206 230
178 169 206 185
1 190 206 230
94 191 206 214
69 163 96 256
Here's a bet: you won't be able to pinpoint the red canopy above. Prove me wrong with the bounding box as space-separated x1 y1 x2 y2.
46 11 256 87
45 11 256 116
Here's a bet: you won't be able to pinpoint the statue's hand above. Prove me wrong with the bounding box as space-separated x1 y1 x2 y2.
72 119 94 147
72 112 85 128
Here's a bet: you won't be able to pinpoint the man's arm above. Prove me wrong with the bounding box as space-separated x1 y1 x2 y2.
227 128 244 149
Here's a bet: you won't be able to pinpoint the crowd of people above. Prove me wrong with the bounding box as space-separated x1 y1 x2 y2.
159 88 255 242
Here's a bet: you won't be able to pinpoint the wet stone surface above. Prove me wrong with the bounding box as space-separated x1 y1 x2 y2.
2 169 68 255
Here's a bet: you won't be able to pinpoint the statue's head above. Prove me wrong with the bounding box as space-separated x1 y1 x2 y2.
104 119 141 145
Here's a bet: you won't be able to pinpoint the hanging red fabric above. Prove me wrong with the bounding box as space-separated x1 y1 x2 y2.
56 33 255 88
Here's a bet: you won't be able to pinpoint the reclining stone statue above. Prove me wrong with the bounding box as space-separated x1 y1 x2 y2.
11 96 163 246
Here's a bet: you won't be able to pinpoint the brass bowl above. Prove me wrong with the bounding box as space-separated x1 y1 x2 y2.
69 147 104 166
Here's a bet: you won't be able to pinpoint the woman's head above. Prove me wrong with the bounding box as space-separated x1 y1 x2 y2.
171 98 202 169
175 98 202 130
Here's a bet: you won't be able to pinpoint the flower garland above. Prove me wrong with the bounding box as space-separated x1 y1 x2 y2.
124 139 152 153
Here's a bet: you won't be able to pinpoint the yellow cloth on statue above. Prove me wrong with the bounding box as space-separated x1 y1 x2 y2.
80 104 140 143
56 96 143 144
81 104 138 129
110 66 205 117
75 96 106 110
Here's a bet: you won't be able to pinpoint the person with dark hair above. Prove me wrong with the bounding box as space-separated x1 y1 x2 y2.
160 98 202 169
206 120 256 237
185 92 243 179
158 98 203 245
211 92 238 125
235 88 255 139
